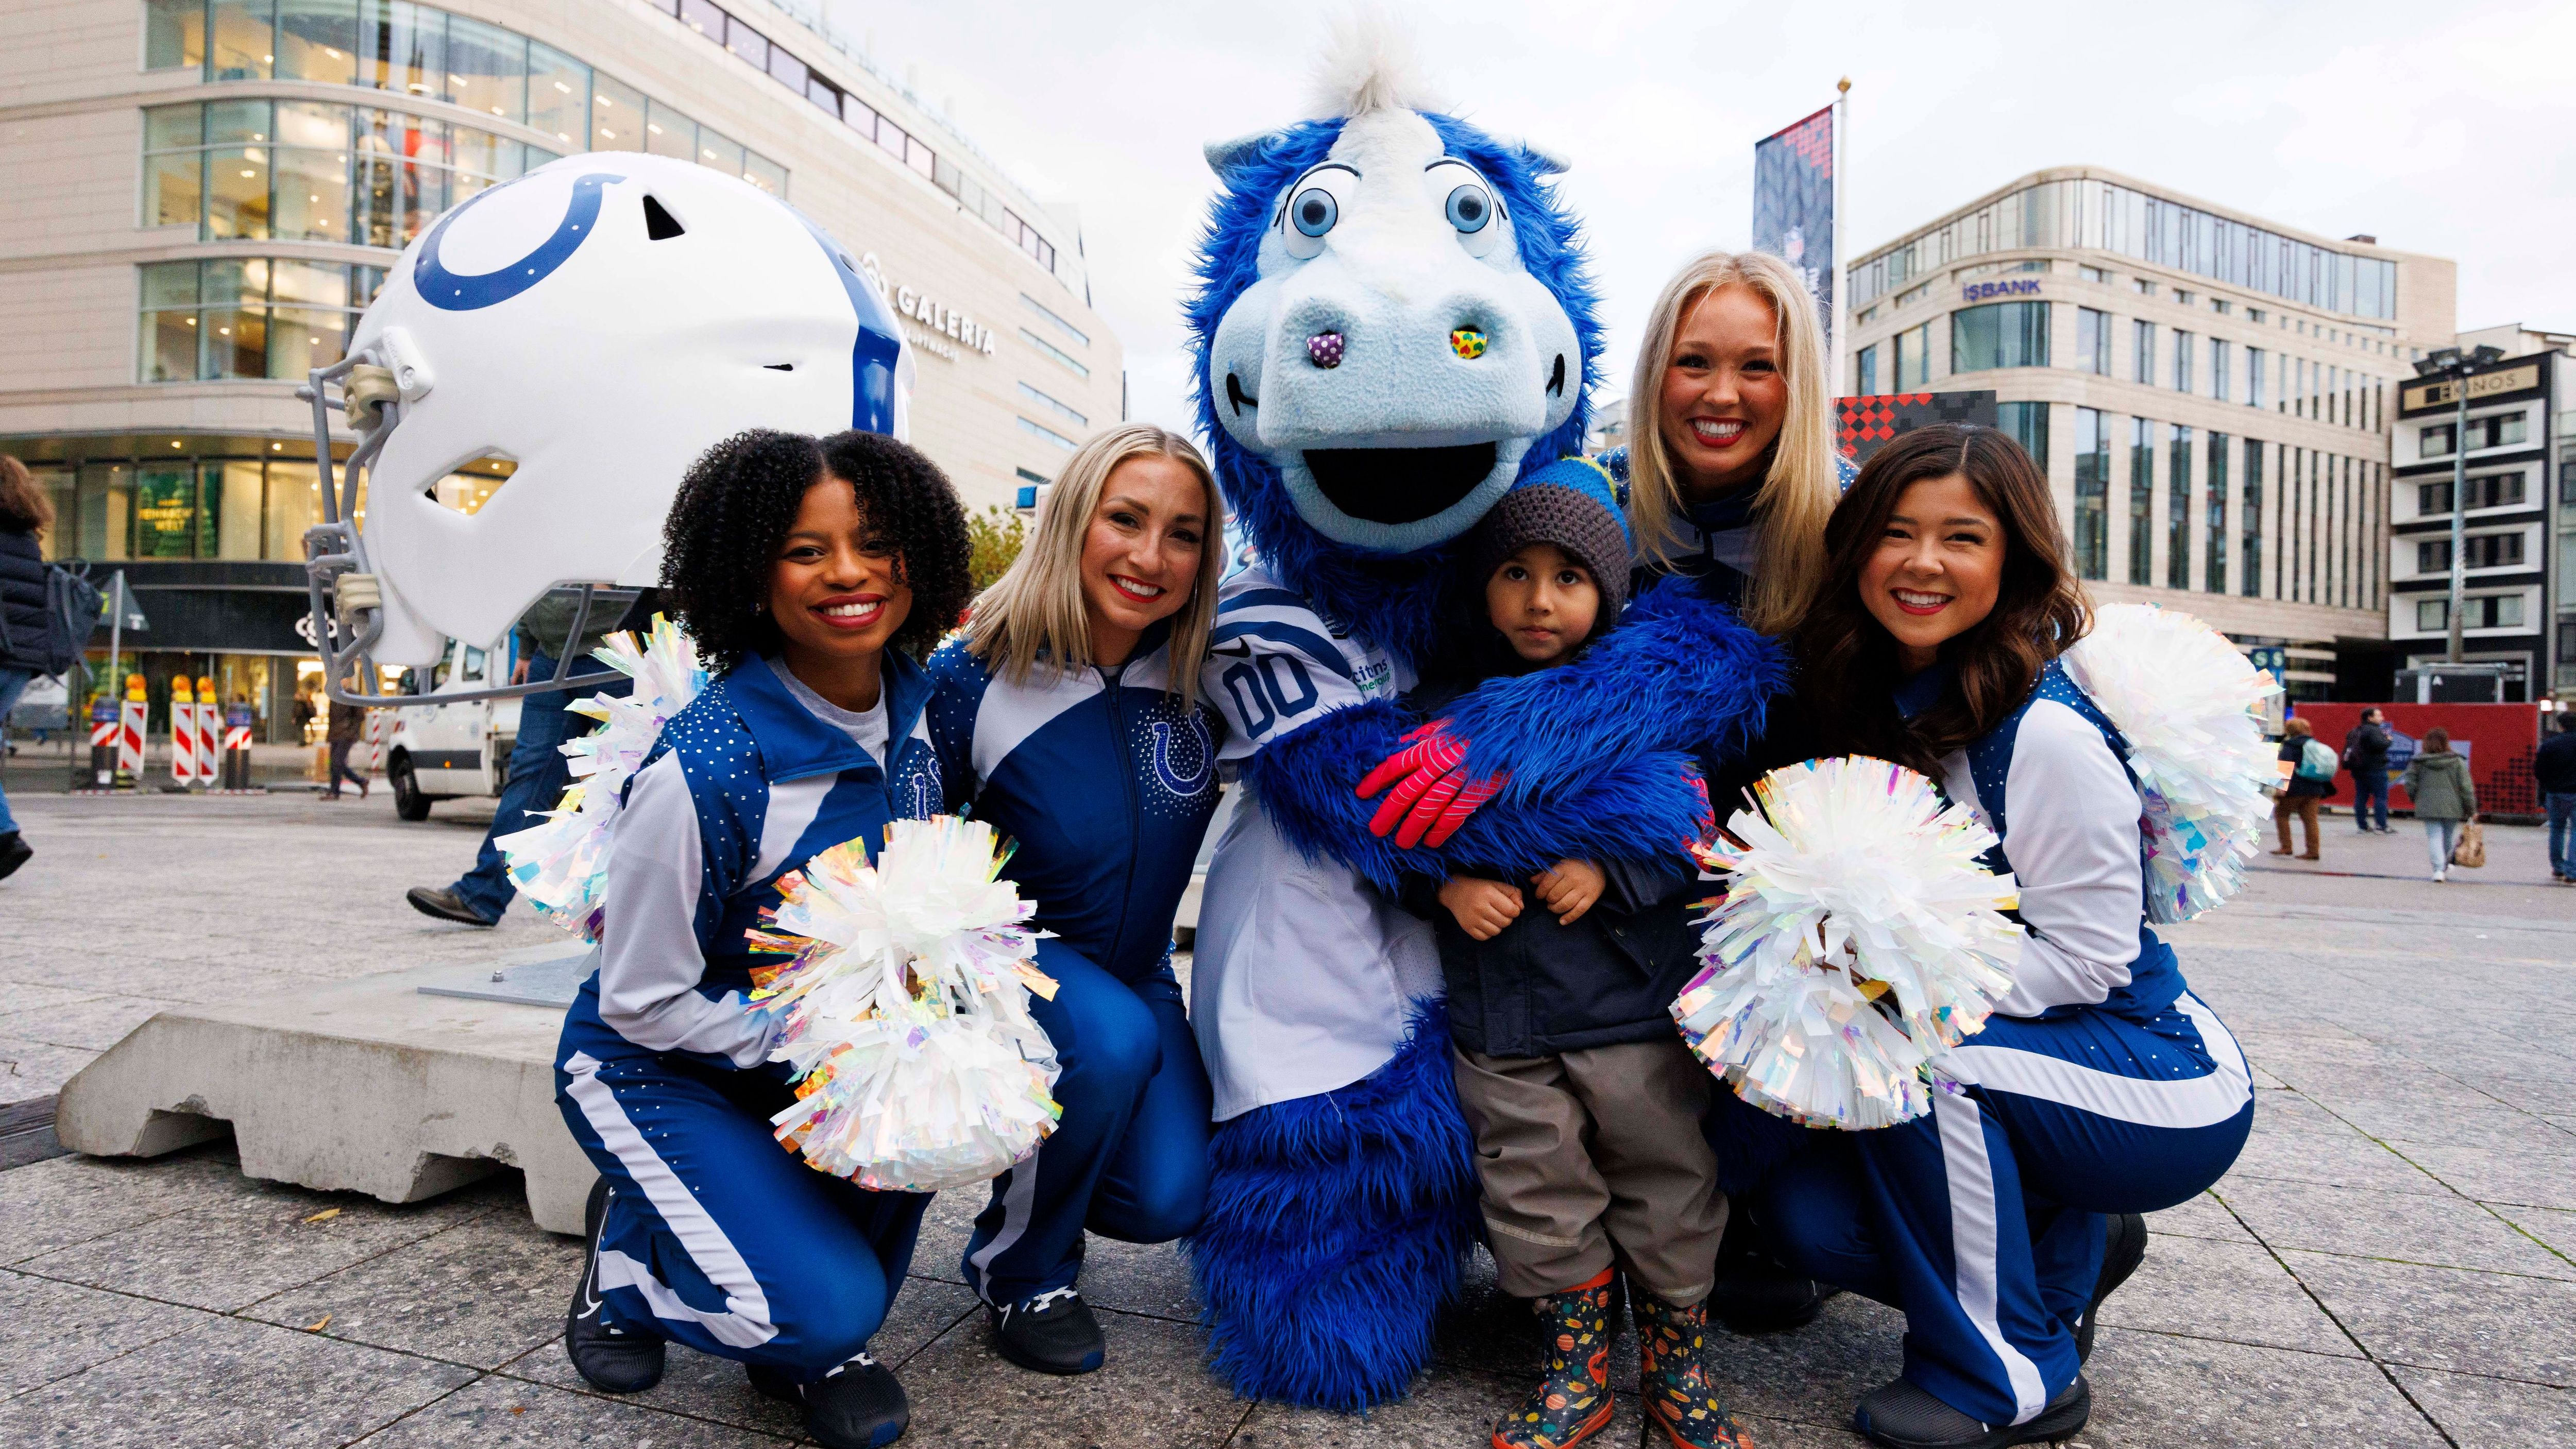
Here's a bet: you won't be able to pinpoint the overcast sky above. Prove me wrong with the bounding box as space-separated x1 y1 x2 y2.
822 0 2575 433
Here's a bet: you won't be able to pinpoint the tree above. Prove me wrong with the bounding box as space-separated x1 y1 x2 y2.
965 504 1028 593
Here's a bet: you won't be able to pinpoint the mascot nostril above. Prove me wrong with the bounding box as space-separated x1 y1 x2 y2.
1303 442 1496 524
1307 331 1345 368
1548 352 1566 397
1226 371 1258 416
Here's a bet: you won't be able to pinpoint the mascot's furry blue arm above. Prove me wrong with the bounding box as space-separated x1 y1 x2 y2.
1178 28 1780 1412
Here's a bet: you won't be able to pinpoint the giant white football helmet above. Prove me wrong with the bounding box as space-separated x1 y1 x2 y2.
325 151 912 668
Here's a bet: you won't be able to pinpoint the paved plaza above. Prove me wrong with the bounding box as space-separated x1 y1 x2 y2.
0 780 2571 1446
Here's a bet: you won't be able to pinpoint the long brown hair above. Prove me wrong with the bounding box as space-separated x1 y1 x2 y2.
0 456 50 536
1788 425 2090 775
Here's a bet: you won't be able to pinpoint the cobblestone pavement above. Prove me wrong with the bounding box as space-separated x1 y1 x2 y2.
0 789 2571 1446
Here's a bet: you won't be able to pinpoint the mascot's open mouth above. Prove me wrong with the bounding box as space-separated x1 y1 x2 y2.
1301 443 1498 525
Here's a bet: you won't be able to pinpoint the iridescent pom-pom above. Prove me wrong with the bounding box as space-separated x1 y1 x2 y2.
746 816 1063 1192
2063 603 2281 923
496 613 708 941
1671 757 2023 1130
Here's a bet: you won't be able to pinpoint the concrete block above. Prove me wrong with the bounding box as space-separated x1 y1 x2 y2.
55 958 596 1235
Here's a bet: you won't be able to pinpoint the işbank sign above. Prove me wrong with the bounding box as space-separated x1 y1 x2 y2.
1962 278 2042 303
859 252 998 363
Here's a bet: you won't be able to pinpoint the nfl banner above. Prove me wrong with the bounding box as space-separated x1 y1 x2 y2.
1752 105 1835 342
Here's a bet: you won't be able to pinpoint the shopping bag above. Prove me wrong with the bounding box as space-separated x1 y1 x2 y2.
2450 821 2486 870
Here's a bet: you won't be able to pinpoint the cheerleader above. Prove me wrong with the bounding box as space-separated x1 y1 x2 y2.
1754 425 2254 1449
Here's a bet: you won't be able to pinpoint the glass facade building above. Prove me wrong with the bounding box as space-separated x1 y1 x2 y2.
1844 166 2454 702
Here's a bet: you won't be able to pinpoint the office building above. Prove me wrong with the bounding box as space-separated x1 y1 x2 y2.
2389 347 2562 700
3 0 1121 739
1845 166 2455 700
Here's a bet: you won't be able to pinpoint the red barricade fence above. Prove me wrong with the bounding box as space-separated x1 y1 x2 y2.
2290 702 2545 821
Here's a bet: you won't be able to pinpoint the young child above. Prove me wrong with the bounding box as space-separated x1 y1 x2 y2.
1396 462 1745 1449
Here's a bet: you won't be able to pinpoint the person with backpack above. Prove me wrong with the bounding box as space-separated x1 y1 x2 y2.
2343 707 2393 833
2535 713 2576 883
0 456 61 880
2272 716 2335 861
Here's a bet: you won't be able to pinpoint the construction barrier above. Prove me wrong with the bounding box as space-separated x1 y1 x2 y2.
115 674 145 790
355 707 393 778
168 677 199 789
193 676 221 785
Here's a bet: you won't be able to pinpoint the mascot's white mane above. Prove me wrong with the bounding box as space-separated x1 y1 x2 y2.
1306 10 1446 118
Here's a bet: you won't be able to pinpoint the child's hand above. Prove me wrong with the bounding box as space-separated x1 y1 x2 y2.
1531 859 1606 925
1438 877 1524 941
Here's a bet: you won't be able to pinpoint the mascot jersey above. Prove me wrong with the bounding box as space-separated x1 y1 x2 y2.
1178 42 1782 1412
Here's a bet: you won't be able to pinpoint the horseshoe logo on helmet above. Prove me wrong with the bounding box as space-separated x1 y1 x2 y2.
414 172 628 312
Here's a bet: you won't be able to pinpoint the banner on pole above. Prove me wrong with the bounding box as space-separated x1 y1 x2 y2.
1752 105 1835 345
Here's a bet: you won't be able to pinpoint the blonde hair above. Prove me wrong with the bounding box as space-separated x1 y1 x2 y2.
964 423 1225 703
1623 249 1839 635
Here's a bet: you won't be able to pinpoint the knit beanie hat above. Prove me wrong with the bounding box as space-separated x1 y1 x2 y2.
1467 455 1635 626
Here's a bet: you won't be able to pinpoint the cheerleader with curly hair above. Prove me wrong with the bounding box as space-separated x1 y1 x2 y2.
550 428 972 1449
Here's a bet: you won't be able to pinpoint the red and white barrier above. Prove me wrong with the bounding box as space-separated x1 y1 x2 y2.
168 679 201 788
116 675 146 788
192 676 221 783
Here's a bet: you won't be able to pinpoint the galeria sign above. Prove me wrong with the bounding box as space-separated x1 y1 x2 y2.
860 252 998 359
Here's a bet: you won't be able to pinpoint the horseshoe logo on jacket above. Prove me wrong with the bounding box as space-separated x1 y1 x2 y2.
414 172 625 312
1150 717 1214 799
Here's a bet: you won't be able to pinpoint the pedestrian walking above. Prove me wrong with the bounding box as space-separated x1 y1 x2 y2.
0 455 53 880
2400 727 2477 883
2343 706 2393 833
323 695 370 799
2271 717 2334 860
2535 712 2576 883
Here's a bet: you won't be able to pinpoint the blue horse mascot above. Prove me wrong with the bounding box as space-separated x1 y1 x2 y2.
1181 39 1785 1409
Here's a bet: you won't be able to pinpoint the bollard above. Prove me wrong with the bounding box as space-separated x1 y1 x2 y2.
193 676 221 785
219 702 260 793
82 692 117 792
115 674 146 790
168 677 199 789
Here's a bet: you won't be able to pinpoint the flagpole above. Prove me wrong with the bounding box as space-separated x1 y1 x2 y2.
1833 77 1851 398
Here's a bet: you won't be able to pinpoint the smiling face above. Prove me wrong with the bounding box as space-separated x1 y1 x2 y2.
1204 108 1584 553
767 474 914 707
1485 543 1600 667
1657 283 1787 500
1859 472 2004 673
1079 453 1210 668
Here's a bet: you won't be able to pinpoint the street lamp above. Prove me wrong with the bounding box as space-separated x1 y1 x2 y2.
2412 344 2507 662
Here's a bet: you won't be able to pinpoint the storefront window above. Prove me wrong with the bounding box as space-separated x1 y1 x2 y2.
744 152 787 195
445 14 528 121
645 99 698 161
525 42 589 148
31 467 77 562
210 0 278 80
137 258 376 384
357 0 445 98
590 71 647 151
697 128 747 178
265 461 321 559
276 0 361 85
1952 301 2049 372
145 0 208 70
77 465 135 562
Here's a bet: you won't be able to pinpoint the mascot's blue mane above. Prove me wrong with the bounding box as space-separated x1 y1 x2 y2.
1187 113 1605 669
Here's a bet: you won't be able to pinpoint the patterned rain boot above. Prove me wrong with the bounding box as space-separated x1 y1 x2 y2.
1493 1268 1619 1449
1634 1291 1750 1449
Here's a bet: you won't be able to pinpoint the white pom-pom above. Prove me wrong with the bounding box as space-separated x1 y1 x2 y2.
496 614 707 941
1307 9 1444 118
2062 603 2282 922
1672 757 2023 1130
748 817 1062 1192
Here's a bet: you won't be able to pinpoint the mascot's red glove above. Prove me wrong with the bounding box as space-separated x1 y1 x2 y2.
1354 720 1507 849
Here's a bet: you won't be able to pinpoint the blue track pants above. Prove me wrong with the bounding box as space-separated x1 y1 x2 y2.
962 940 1212 1305
1760 993 2252 1427
555 990 927 1381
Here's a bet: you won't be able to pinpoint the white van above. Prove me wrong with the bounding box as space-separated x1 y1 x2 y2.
385 639 522 821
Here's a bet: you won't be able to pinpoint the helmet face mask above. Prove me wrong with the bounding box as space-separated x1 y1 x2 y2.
333 152 909 669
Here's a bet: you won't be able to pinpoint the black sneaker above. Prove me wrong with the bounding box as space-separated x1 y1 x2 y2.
406 885 497 926
2074 1212 2148 1363
0 831 28 881
988 1287 1104 1374
565 1178 665 1393
1853 1376 2089 1449
782 1353 910 1448
1708 1215 1837 1334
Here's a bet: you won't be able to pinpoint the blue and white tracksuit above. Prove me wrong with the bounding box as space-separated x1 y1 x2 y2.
552 651 946 1380
1759 661 2255 1427
925 632 1221 1307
